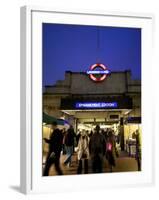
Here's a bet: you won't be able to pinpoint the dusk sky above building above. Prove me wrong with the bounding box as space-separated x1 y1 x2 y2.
42 23 141 86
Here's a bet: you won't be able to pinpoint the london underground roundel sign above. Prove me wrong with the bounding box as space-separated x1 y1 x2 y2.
86 63 111 82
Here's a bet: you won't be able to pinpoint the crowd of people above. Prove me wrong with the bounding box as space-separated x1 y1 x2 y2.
43 122 119 176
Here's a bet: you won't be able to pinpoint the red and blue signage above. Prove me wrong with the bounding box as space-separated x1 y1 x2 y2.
86 63 111 82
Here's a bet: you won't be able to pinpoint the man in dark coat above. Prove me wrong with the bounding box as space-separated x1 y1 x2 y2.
89 125 106 173
63 125 75 167
43 121 63 176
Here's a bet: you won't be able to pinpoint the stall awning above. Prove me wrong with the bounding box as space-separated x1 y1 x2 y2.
43 112 64 125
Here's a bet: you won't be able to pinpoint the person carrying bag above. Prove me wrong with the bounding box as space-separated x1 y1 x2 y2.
77 130 89 174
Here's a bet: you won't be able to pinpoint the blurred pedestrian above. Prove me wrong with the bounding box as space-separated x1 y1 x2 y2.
63 125 75 167
135 130 141 171
89 125 106 173
43 121 63 176
77 130 89 174
106 130 117 172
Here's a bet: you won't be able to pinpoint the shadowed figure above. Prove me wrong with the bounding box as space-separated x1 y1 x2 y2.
43 121 63 176
89 125 106 173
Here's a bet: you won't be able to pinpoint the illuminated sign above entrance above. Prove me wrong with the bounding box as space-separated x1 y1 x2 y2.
75 102 118 109
61 96 132 110
86 63 111 82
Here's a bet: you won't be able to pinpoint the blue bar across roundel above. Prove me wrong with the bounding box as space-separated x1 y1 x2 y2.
75 102 118 109
86 70 111 75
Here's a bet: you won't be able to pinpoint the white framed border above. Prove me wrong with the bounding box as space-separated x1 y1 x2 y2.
20 6 154 194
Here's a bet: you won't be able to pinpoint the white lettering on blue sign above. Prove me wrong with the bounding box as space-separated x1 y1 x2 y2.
75 102 118 109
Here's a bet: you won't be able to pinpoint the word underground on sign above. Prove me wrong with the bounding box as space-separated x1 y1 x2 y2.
75 102 118 109
86 63 111 82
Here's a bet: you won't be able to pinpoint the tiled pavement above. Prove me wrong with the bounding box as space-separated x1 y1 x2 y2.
44 151 139 176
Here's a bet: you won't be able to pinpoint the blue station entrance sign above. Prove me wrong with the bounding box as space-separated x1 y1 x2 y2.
75 102 118 109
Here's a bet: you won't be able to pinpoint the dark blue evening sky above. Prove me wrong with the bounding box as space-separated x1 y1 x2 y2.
43 23 141 86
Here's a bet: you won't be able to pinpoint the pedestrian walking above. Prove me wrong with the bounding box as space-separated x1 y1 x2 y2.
77 130 89 174
106 130 117 172
135 130 141 171
43 121 63 176
63 125 75 167
89 125 106 173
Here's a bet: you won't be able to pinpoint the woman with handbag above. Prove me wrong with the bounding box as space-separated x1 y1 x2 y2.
77 130 89 174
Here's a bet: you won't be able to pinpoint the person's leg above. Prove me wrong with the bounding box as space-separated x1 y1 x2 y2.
95 155 101 173
45 151 51 164
54 156 63 175
64 146 73 166
137 157 141 171
62 144 66 155
96 155 101 173
43 156 53 176
77 159 82 174
108 153 114 172
64 146 70 164
68 146 73 166
110 165 113 172
92 158 97 173
84 159 88 174
98 155 104 173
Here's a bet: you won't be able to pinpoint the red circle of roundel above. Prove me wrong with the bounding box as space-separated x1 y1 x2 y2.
89 63 108 82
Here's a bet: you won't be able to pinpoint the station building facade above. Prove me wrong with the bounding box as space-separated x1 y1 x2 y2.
43 69 141 150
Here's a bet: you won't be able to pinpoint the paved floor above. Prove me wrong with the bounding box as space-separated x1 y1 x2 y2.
43 151 139 176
